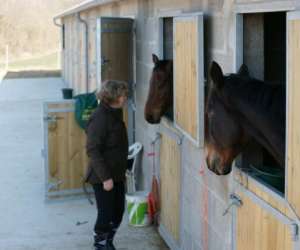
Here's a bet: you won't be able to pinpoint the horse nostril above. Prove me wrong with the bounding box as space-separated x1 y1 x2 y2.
211 157 220 170
146 114 154 123
221 166 232 175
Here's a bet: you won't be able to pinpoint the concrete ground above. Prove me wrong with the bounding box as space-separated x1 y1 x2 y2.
0 77 169 250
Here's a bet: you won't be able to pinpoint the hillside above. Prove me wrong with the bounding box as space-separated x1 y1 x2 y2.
0 0 83 70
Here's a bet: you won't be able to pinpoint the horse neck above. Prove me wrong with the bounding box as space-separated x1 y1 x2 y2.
227 84 285 167
239 114 285 167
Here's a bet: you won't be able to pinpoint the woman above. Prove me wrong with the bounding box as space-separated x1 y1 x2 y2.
85 80 129 250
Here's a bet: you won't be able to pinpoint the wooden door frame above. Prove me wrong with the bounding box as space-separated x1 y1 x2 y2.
234 4 296 72
286 10 300 229
234 7 291 198
158 12 203 148
233 6 300 249
95 16 136 144
96 16 136 89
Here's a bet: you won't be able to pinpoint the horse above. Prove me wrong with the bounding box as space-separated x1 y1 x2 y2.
144 54 285 176
144 54 173 124
206 62 285 175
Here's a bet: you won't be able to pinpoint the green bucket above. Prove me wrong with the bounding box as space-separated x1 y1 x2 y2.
126 191 150 227
62 88 73 99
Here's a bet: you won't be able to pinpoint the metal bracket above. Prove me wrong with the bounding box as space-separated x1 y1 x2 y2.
44 115 63 123
48 179 64 191
291 223 299 242
158 125 184 145
151 132 162 145
41 149 46 158
223 193 243 216
101 57 110 66
44 115 57 123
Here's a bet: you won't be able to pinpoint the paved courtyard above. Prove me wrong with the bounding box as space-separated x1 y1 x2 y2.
0 76 168 250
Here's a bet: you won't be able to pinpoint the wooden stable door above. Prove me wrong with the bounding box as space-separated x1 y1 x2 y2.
98 18 133 83
43 101 88 199
286 11 300 219
236 191 293 250
159 131 181 249
173 14 204 147
96 17 134 130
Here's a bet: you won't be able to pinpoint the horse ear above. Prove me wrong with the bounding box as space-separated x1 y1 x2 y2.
238 64 249 77
209 61 224 89
152 54 159 65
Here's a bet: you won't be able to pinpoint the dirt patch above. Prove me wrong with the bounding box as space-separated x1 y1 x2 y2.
4 70 61 79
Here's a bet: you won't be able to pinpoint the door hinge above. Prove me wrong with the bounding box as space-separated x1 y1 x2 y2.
41 149 46 158
48 179 64 191
44 115 57 123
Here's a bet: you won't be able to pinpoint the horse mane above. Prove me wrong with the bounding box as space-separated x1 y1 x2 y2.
219 73 286 166
224 74 285 129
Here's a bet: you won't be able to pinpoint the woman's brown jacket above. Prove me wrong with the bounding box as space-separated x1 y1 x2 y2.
84 102 128 184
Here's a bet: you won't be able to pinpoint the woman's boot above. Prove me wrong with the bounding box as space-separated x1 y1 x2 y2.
94 232 109 250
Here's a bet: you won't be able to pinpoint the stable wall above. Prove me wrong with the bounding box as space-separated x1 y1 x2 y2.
59 0 300 249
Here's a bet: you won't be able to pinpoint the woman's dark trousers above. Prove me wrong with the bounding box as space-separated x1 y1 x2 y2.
92 182 125 248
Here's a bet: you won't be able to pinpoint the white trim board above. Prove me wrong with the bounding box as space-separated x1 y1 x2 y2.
54 0 119 20
234 1 297 14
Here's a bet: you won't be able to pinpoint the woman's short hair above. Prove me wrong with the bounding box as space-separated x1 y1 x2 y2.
97 80 129 104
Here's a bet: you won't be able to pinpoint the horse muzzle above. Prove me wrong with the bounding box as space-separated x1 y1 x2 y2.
145 113 161 124
206 156 232 175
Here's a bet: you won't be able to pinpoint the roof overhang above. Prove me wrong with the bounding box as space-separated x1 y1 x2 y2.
54 0 120 20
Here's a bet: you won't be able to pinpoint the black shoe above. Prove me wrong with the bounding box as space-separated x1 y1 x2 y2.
94 233 110 250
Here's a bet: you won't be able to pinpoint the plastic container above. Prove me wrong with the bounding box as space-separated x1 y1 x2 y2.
126 191 150 227
62 88 73 99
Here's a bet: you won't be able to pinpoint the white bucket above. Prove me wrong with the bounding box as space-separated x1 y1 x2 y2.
126 191 150 227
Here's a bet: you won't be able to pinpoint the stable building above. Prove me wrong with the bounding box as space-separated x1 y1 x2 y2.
49 1 300 249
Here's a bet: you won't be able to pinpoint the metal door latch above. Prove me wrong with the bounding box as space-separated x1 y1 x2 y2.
44 115 59 123
101 57 110 66
291 223 299 241
223 194 243 216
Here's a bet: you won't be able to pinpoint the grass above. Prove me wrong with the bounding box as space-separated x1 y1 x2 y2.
0 52 60 71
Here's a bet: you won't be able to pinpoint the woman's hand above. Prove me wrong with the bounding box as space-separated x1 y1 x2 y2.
103 178 114 191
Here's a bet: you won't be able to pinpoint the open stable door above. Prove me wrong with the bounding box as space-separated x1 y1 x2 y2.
286 11 300 219
173 13 204 147
43 100 89 200
96 17 134 137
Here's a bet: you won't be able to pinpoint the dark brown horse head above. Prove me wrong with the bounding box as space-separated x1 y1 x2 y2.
205 62 251 175
205 61 285 175
144 54 173 124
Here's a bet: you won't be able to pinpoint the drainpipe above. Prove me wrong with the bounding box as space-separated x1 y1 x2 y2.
77 12 89 93
53 18 63 73
53 17 63 28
